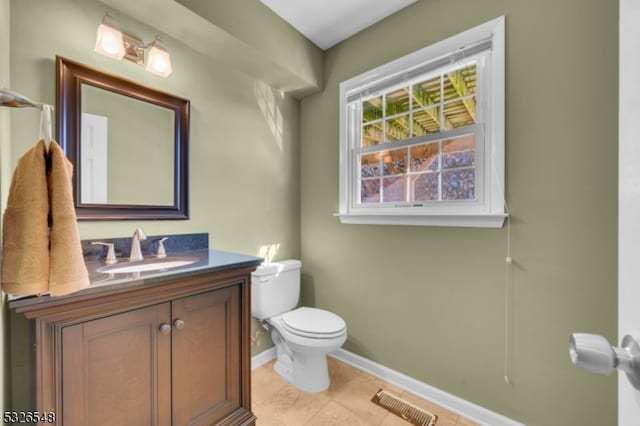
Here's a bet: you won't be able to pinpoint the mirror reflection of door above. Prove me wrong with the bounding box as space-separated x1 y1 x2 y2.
81 84 174 206
80 112 108 204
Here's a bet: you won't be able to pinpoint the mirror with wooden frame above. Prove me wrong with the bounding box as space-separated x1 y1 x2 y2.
56 56 189 220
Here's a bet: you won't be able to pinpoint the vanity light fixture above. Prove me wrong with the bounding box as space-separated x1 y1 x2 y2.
94 13 173 77
145 37 173 77
94 13 125 60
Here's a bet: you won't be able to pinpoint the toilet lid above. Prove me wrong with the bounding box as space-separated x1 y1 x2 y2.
281 307 346 337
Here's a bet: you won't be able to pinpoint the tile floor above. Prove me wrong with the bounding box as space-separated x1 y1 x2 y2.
252 357 479 426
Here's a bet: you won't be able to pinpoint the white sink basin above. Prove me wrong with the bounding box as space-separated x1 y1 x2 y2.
96 256 199 274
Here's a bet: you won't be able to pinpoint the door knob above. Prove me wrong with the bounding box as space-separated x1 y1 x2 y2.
159 323 171 335
569 333 640 389
173 319 185 330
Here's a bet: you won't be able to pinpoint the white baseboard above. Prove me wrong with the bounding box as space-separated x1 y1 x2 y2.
329 348 523 426
251 346 276 370
250 346 520 425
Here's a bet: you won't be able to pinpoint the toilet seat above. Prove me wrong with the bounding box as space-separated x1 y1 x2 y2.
281 307 346 339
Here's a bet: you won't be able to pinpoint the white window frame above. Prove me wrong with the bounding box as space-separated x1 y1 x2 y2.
337 16 506 228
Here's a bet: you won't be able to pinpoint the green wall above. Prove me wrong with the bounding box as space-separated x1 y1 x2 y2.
175 0 322 97
82 85 174 205
5 0 311 407
9 0 302 255
299 1 618 425
3 0 620 424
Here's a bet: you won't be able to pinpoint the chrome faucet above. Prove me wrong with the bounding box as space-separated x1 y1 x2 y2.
129 227 147 261
91 242 117 265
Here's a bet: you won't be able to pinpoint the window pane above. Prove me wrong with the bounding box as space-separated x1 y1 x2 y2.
411 173 439 201
361 179 380 203
443 64 477 101
386 87 410 116
413 107 440 136
410 143 439 172
382 177 405 202
382 148 407 176
443 98 476 130
363 96 383 123
412 76 440 109
442 135 475 169
385 115 410 142
442 169 475 200
362 123 382 146
360 153 380 177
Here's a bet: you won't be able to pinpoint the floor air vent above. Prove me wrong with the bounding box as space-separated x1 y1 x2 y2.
371 389 438 426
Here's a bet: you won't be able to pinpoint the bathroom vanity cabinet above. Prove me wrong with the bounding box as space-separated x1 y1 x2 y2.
9 257 259 426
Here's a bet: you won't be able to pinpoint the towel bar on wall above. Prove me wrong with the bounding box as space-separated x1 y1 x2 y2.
0 87 51 109
1 87 55 147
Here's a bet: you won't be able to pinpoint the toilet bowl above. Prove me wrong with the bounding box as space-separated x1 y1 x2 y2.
251 261 347 392
267 307 347 392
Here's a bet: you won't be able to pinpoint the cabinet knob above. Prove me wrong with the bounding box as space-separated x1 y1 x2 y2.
173 319 185 330
159 323 171 335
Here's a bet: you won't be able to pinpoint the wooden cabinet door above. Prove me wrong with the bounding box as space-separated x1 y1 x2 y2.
61 303 172 426
171 286 241 425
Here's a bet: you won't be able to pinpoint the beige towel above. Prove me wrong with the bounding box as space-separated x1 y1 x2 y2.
1 140 50 295
47 141 89 296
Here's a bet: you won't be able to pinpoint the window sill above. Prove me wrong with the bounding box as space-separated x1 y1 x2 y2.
335 213 507 228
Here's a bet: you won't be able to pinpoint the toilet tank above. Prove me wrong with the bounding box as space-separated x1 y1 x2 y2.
251 260 301 320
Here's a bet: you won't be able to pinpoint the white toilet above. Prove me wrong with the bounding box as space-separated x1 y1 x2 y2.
251 260 347 392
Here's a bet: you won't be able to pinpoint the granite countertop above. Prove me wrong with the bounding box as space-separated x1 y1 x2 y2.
9 249 263 310
86 249 262 286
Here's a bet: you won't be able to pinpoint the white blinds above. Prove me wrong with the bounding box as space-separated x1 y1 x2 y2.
346 39 492 103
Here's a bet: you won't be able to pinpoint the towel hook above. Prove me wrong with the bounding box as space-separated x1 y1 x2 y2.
39 104 53 148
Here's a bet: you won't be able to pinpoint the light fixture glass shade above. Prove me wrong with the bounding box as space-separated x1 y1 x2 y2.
94 14 125 60
146 37 173 77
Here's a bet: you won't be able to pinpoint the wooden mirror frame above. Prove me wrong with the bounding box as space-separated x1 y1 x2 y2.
56 56 190 220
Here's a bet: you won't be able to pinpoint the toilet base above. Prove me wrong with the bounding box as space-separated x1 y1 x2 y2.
270 327 334 392
274 350 330 393
266 313 347 393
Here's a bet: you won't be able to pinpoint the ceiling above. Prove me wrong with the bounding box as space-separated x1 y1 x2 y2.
260 0 417 50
